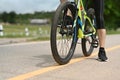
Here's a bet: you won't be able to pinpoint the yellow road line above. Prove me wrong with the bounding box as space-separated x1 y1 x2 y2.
8 45 120 80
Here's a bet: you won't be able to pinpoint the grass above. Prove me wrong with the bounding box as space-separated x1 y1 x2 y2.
0 24 51 39
107 29 120 35
0 24 120 41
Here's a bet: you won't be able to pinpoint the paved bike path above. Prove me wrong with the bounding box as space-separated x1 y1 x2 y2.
0 34 120 80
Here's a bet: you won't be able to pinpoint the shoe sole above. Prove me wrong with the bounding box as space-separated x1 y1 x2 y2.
96 58 107 62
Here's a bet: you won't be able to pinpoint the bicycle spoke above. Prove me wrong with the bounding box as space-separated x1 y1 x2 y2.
56 34 72 58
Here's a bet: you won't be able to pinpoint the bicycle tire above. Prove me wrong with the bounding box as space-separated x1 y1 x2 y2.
50 2 77 65
81 35 95 56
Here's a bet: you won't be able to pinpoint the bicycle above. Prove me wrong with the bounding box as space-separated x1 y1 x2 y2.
50 0 99 65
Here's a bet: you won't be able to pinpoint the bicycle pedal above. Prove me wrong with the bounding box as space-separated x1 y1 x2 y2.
92 40 99 48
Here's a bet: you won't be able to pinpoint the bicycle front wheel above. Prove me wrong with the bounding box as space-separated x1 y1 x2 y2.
50 2 77 65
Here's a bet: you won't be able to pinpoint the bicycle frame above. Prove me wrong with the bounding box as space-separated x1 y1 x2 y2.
73 0 96 38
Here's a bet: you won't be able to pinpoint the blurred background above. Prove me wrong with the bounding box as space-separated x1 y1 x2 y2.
0 0 119 41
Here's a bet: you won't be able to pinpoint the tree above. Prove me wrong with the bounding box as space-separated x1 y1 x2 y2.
1 11 16 23
8 11 16 23
1 12 8 23
104 0 120 29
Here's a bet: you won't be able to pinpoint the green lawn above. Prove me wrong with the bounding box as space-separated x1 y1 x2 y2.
1 24 51 38
107 29 120 35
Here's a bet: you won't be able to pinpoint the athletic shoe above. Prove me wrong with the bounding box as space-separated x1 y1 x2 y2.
98 48 108 61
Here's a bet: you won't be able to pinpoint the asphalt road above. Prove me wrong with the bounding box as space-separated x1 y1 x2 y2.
0 34 120 80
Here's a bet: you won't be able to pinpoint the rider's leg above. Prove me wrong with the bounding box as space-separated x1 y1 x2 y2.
60 0 73 25
94 0 108 61
60 0 72 17
97 29 106 48
97 29 107 61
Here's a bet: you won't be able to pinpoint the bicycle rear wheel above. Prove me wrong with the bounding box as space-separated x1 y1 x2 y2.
82 35 96 56
81 8 98 56
50 2 77 65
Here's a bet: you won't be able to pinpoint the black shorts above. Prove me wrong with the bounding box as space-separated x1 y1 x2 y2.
93 0 105 29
